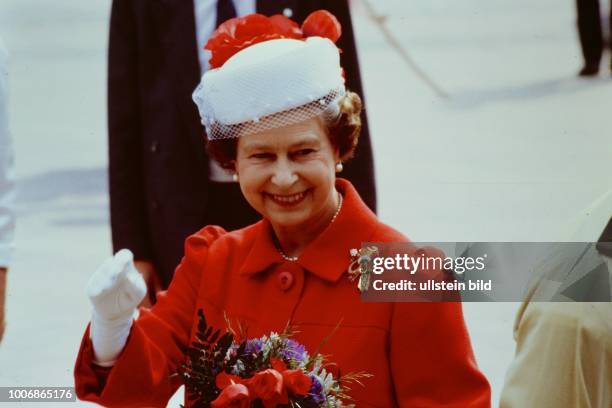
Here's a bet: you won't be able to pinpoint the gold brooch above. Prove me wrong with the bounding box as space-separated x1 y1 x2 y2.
348 246 379 292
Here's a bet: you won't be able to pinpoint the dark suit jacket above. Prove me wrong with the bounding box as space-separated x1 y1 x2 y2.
109 0 376 287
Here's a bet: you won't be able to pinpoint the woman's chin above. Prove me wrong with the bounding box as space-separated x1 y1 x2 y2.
261 192 312 225
267 211 310 229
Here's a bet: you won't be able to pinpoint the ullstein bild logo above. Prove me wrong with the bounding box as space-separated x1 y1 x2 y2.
371 279 492 292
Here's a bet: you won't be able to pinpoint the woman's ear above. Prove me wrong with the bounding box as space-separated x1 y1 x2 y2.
333 146 341 163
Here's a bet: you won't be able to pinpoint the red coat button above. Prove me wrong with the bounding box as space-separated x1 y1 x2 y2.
277 271 294 291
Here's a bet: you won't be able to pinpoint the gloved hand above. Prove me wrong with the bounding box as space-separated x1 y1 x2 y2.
86 249 147 366
87 249 147 320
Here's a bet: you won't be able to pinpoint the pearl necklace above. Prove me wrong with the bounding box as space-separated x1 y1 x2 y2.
277 192 343 262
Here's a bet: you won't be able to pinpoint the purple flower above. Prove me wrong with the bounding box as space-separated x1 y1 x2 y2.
308 375 325 403
245 338 264 354
228 344 239 357
280 339 308 362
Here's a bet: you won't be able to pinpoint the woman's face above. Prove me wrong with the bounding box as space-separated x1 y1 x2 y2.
236 117 339 230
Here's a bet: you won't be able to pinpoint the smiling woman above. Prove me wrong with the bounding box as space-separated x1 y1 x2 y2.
207 93 361 258
74 10 491 407
236 117 341 252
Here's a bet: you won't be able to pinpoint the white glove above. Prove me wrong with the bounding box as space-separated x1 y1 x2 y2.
86 249 147 366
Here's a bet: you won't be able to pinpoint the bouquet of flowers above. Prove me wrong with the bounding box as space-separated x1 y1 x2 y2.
178 310 369 408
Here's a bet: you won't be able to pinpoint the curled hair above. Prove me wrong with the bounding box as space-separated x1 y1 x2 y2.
207 90 363 171
325 91 362 161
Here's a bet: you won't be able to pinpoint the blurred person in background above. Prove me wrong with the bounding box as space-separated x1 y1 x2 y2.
108 0 376 306
0 35 16 344
576 0 612 76
500 191 612 407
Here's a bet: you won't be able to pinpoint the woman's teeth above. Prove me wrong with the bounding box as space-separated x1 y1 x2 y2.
271 191 306 204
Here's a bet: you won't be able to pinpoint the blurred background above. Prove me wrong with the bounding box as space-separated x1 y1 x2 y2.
0 0 610 406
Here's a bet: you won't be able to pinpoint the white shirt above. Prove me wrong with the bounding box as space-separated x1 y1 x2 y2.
193 0 256 182
0 37 15 268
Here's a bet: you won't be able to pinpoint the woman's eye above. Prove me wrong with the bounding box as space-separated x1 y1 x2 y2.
250 153 273 160
296 149 316 156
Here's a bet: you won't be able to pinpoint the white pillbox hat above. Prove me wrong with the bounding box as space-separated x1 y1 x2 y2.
192 13 346 140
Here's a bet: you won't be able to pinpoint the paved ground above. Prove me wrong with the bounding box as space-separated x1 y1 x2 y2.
0 0 610 406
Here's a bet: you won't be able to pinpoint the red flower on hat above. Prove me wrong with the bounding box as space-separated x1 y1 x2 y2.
205 10 342 68
269 15 303 38
302 10 342 43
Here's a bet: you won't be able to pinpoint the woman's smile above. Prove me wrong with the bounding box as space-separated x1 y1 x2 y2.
265 189 310 207
236 117 339 232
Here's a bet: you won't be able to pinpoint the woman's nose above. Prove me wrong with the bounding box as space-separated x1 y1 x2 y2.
271 159 298 187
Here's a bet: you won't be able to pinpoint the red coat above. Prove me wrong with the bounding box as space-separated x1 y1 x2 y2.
75 179 490 407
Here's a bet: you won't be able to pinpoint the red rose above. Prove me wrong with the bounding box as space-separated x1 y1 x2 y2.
270 358 288 373
246 369 288 407
210 383 250 408
215 371 244 390
282 369 312 396
302 10 342 42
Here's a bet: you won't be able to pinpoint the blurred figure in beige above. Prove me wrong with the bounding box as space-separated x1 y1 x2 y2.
500 191 612 407
0 36 16 344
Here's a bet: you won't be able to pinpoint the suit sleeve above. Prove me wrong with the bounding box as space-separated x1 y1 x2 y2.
390 302 491 407
500 303 612 407
108 0 153 260
74 226 227 407
323 0 377 213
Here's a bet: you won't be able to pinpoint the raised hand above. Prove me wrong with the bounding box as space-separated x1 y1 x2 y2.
87 249 147 321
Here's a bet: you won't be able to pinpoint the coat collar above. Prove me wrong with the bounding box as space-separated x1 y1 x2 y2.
239 179 380 282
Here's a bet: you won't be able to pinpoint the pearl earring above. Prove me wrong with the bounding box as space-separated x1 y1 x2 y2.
232 173 239 182
335 162 343 173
